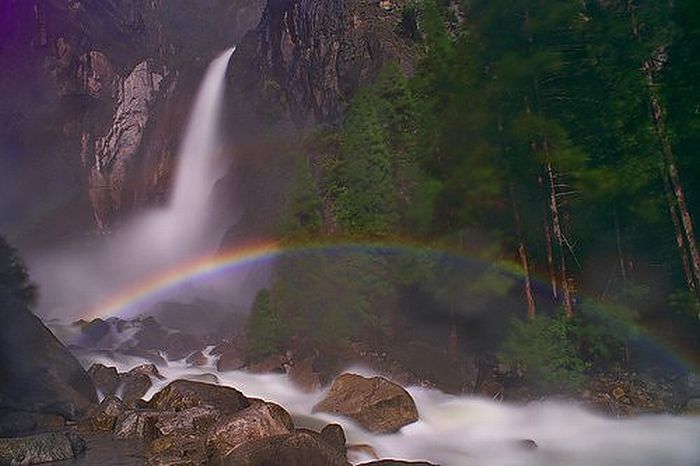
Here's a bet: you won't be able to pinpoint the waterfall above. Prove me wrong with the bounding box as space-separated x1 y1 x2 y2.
32 48 237 319
171 47 235 221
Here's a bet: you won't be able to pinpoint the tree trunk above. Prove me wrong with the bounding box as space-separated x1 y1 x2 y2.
614 209 627 281
545 152 575 319
510 185 537 319
499 114 538 319
627 0 700 304
662 164 698 296
540 176 558 300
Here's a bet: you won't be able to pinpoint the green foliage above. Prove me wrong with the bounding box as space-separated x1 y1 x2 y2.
269 249 397 347
262 0 700 377
499 315 588 391
668 289 700 322
0 235 37 307
247 289 285 360
281 156 323 237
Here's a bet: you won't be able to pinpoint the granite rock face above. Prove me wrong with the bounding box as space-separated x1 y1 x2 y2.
89 60 163 230
0 0 265 238
228 0 416 131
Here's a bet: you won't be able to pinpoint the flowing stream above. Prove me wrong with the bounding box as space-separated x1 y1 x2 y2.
79 349 700 466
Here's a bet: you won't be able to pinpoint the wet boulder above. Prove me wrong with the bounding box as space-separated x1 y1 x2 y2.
145 433 207 466
155 406 219 436
207 400 294 458
320 423 346 454
313 373 418 433
87 363 120 397
78 395 126 432
165 332 202 361
148 380 250 416
120 371 153 404
186 351 209 367
129 363 164 379
213 429 349 466
114 409 162 441
289 358 321 392
248 354 288 374
216 350 246 372
0 431 86 464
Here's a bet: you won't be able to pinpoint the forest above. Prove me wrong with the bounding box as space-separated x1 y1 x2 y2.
249 0 700 393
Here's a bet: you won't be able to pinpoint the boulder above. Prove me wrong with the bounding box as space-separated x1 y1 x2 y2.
165 333 202 361
78 395 126 432
213 430 349 466
320 424 346 454
186 351 209 367
87 363 120 396
0 296 97 420
114 410 161 441
216 350 246 372
289 358 321 392
248 354 288 374
313 373 418 433
129 363 164 379
155 406 219 436
120 372 153 404
145 433 207 466
207 401 294 458
0 431 86 464
149 380 250 416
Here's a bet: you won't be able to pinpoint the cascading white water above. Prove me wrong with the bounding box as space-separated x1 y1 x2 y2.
31 48 237 319
170 47 235 227
78 350 700 466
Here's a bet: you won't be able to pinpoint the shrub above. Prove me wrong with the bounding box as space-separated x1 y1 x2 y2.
499 315 588 392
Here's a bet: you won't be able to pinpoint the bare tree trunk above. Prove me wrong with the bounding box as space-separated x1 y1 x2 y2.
499 114 538 318
614 209 627 281
509 185 537 319
644 60 700 293
545 151 575 319
627 0 700 303
662 164 698 295
540 176 558 299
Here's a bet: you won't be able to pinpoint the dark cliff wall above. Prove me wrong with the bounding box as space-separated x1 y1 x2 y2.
227 0 415 133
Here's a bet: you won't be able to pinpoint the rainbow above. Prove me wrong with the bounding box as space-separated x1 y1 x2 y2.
83 238 699 371
84 238 474 321
84 240 281 321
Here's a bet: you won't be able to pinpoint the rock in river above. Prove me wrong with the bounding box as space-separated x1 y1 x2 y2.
314 373 419 433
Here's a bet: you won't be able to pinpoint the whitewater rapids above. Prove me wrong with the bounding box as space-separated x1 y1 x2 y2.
77 350 700 466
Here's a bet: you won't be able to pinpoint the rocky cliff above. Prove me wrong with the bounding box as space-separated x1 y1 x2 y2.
0 0 264 241
227 0 415 132
217 0 417 244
